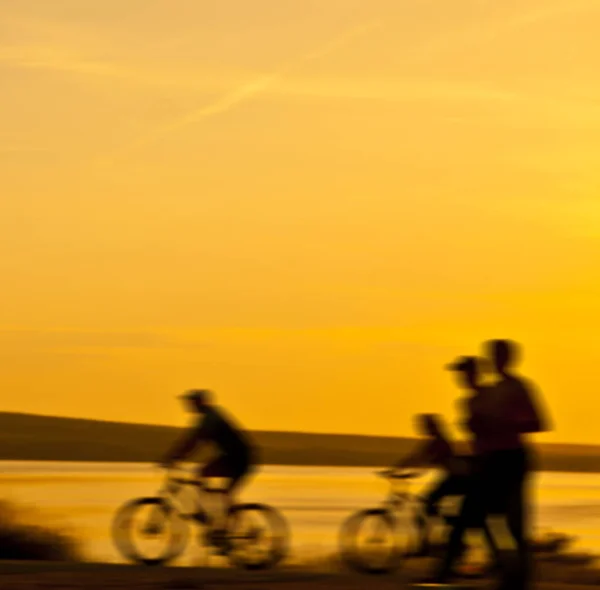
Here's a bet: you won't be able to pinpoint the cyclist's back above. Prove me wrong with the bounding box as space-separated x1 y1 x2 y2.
196 404 254 463
161 390 256 496
398 414 467 474
160 389 258 552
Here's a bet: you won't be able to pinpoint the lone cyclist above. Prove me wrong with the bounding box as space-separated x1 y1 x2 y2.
159 389 256 544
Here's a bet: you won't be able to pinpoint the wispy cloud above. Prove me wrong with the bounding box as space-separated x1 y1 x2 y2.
0 45 123 76
394 0 598 67
270 77 519 103
0 43 223 91
267 74 600 126
100 20 383 163
0 330 208 351
0 11 235 92
0 145 51 154
508 0 600 28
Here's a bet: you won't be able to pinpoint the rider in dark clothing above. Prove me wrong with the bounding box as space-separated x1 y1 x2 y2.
395 413 469 515
396 411 497 563
160 389 256 541
191 402 254 491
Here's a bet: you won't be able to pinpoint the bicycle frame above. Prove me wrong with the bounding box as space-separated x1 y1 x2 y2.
381 473 419 513
378 471 434 554
155 468 223 523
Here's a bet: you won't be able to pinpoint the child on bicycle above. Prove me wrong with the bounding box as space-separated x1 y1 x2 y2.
394 413 471 519
393 406 499 569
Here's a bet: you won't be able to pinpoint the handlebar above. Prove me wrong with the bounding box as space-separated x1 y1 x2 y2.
377 469 420 480
157 464 231 492
158 465 204 489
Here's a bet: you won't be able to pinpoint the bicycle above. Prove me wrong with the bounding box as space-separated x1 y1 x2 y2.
339 467 488 574
111 466 290 569
338 469 427 574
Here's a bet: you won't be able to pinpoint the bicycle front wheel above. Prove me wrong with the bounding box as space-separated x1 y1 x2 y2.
225 503 290 570
111 497 189 566
339 508 404 574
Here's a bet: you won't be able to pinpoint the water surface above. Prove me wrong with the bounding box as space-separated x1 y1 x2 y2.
0 462 598 564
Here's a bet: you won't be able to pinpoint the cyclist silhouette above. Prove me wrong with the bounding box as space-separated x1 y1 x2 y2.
396 408 498 565
395 413 468 514
160 389 256 546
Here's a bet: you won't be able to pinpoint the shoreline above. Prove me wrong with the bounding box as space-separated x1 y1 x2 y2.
2 412 600 473
1 459 600 476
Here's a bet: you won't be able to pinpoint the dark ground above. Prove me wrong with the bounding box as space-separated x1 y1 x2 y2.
0 558 600 590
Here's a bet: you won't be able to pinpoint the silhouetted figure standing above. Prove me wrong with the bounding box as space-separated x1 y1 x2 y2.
478 339 549 590
446 356 501 568
414 343 549 589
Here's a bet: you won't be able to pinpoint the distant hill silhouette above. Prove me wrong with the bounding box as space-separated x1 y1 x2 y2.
0 412 597 472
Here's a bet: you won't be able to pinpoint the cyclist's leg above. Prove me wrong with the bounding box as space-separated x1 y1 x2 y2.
203 455 253 519
424 471 467 515
415 473 453 555
225 454 255 505
423 475 448 517
200 456 232 531
435 464 487 581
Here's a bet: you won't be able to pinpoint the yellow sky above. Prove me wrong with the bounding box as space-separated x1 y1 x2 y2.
1 0 600 443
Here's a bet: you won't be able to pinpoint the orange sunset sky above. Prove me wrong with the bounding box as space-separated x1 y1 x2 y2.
1 0 600 443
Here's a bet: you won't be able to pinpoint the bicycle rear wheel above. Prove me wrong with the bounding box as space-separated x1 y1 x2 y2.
339 508 404 574
225 503 289 570
112 497 189 566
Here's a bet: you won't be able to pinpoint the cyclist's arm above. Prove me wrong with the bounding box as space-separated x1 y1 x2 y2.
161 423 210 465
395 441 432 468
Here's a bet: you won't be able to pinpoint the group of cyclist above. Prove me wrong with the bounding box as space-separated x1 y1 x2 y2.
160 338 548 589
